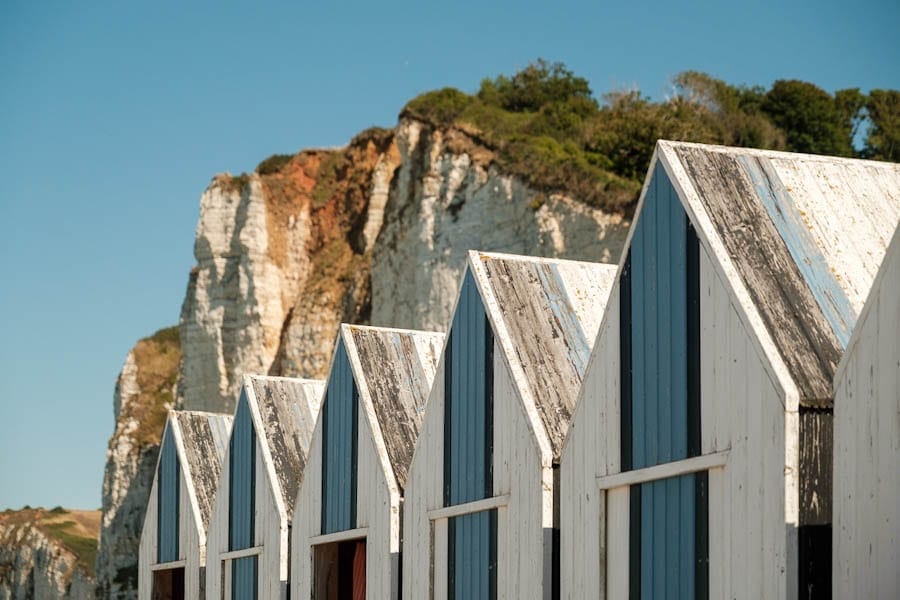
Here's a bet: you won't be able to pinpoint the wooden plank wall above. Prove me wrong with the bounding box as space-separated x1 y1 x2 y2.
291 413 324 599
205 396 290 600
292 384 400 599
833 232 900 599
402 358 446 600
698 245 792 599
491 347 549 600
138 446 203 599
559 280 621 600
322 342 358 535
403 297 551 600
560 241 797 598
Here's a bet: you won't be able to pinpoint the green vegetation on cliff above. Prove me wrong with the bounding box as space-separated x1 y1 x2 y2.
403 60 899 211
0 508 100 578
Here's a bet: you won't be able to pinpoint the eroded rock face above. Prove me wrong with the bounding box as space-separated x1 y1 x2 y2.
178 175 309 413
0 510 97 600
98 119 630 598
370 118 629 331
96 330 179 600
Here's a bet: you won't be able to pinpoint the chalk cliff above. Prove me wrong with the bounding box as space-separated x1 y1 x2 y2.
96 117 630 597
0 508 98 600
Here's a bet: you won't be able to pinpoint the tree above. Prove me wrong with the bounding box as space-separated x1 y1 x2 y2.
673 71 784 149
834 88 867 148
478 59 596 113
865 90 900 161
762 80 853 156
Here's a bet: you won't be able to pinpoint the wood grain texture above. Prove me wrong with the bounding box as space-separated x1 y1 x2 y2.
205 377 324 600
139 415 210 600
673 146 842 407
833 226 900 599
293 325 441 600
347 326 444 492
478 253 615 460
175 411 232 532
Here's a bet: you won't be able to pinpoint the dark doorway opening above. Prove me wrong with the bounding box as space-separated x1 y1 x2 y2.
314 539 366 600
152 567 185 600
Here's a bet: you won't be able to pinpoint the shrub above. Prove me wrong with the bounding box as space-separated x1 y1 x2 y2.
402 87 473 127
256 153 294 175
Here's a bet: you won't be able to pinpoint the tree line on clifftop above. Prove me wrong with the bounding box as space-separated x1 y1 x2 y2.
401 60 899 211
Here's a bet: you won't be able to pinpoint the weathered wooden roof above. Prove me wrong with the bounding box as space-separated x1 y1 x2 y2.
658 141 900 407
172 410 233 531
245 375 325 518
471 251 618 461
343 324 444 492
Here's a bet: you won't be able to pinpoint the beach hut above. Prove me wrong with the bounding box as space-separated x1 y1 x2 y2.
403 251 617 599
560 141 900 598
291 324 444 599
833 224 900 598
138 410 232 600
205 375 324 600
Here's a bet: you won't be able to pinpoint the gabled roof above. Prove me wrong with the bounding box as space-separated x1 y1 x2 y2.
469 251 618 461
835 223 900 385
244 375 324 517
172 410 233 530
342 324 444 492
656 141 900 406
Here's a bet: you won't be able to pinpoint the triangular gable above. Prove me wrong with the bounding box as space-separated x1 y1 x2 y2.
343 325 444 492
655 141 900 407
174 411 233 532
470 251 617 460
835 223 900 384
243 375 324 519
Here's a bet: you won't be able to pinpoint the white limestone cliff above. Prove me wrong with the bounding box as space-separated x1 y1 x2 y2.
0 510 97 600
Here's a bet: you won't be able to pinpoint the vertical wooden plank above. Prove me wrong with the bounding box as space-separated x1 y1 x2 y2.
322 341 359 534
434 518 448 600
158 425 180 563
229 393 255 551
606 487 630 599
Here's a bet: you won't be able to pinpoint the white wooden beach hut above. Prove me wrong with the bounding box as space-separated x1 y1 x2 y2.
291 324 444 599
560 141 900 599
833 224 900 599
205 375 324 600
403 251 617 600
138 410 233 600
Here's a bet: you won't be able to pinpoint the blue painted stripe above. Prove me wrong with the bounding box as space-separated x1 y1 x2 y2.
229 392 256 551
232 555 258 599
157 423 180 563
638 475 696 599
738 155 855 346
322 340 359 534
449 510 496 600
626 164 702 598
541 263 592 374
631 163 689 470
444 270 493 506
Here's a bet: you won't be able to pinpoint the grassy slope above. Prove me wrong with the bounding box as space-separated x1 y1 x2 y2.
0 507 101 578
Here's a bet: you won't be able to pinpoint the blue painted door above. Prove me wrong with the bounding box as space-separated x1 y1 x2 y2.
444 270 496 599
321 340 359 534
621 164 706 599
157 423 180 563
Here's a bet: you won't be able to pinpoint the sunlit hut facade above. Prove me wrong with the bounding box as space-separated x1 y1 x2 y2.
403 251 617 599
205 375 324 600
138 410 232 600
291 324 444 599
560 141 900 598
833 224 900 599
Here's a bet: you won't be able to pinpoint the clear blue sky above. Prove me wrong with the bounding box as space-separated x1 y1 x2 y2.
0 1 897 510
